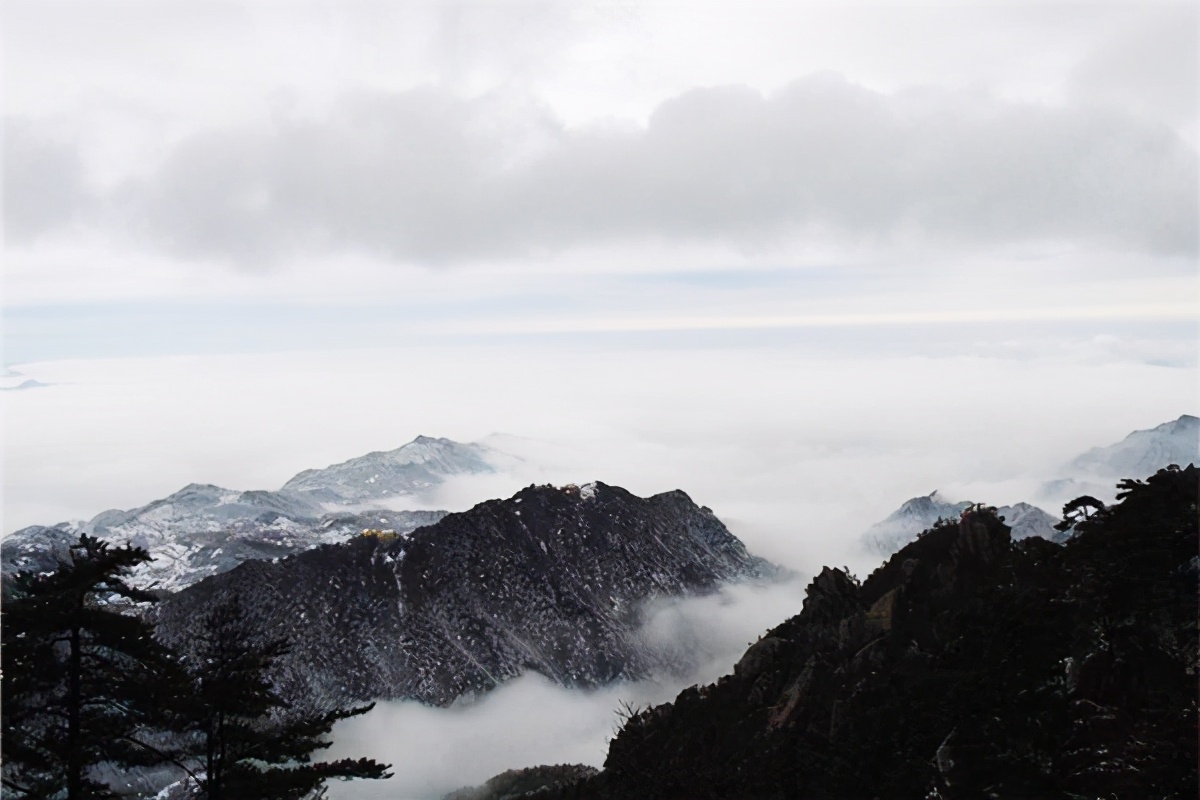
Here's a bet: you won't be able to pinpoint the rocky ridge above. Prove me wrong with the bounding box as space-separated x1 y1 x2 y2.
152 482 778 712
2 436 492 592
538 466 1198 799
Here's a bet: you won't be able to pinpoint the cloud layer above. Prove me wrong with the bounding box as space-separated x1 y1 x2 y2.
7 75 1196 266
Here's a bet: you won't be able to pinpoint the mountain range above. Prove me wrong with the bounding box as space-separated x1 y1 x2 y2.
861 414 1197 555
1 436 493 592
518 465 1199 799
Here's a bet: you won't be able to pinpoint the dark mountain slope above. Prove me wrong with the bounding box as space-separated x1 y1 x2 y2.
546 466 1197 800
152 482 775 712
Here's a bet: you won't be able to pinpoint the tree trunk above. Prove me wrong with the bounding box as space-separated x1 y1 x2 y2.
67 619 82 800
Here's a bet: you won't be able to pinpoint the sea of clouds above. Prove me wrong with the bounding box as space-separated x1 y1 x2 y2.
2 330 1194 798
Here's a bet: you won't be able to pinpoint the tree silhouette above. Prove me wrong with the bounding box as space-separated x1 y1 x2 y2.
1053 495 1105 532
172 595 392 799
1 535 180 799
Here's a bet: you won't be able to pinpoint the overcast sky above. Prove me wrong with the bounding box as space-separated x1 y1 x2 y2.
3 1 1196 327
3 7 1196 791
2 1 1197 532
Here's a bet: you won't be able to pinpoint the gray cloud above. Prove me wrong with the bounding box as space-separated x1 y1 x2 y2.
1069 4 1198 126
8 74 1197 264
2 118 91 242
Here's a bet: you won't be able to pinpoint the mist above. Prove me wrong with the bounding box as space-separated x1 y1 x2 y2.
4 327 1194 574
322 577 809 800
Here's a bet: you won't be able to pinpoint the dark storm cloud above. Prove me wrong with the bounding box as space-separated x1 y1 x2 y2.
8 74 1197 264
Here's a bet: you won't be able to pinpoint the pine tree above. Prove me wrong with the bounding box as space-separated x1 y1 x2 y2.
173 595 392 799
1 535 181 799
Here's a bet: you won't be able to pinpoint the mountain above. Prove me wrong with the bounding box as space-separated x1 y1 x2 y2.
152 482 777 712
1039 415 1199 505
863 415 1199 556
0 484 446 593
998 501 1060 541
861 491 969 552
862 491 1060 554
539 466 1198 799
2 435 495 593
280 435 494 505
1067 414 1198 479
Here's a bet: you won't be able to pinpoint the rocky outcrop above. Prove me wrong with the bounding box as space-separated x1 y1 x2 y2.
545 467 1198 799
151 482 777 712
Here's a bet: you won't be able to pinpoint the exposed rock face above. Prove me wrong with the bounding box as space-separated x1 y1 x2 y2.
547 467 1198 800
152 482 776 711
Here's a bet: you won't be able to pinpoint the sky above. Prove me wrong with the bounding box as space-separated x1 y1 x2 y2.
2 0 1195 524
3 2 1197 796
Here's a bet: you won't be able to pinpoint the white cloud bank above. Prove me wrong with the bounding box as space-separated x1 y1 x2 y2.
4 340 1194 571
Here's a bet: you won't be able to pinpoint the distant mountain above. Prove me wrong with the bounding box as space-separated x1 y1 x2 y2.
862 491 1060 554
1066 414 1198 479
280 435 494 505
152 482 778 712
2 435 496 593
863 415 1199 555
1035 415 1198 507
0 484 446 593
539 466 1198 800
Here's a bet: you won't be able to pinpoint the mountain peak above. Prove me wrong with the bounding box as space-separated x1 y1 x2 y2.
279 436 494 504
153 481 776 710
1154 414 1199 436
1068 414 1199 479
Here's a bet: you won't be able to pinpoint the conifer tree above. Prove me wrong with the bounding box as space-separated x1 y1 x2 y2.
1 535 180 799
173 595 392 799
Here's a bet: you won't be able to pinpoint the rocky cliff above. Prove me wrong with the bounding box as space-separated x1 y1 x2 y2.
152 482 777 712
545 467 1197 799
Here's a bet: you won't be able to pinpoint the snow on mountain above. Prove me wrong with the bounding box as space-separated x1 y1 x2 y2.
861 491 968 553
279 435 494 505
1066 414 1198 480
2 435 498 593
1 483 447 593
862 491 1060 555
863 416 1197 555
152 482 779 712
1036 415 1198 507
997 502 1060 542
